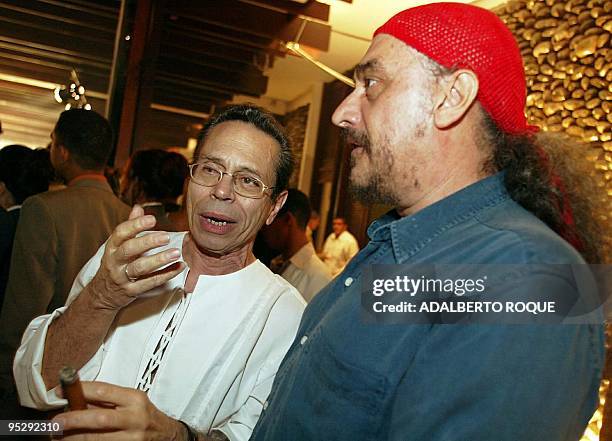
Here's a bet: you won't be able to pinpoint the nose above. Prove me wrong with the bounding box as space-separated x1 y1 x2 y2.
211 172 235 201
332 90 361 128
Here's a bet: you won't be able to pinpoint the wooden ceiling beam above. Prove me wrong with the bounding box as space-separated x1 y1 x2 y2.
0 3 114 37
0 0 117 31
237 0 329 22
163 27 265 64
0 48 110 80
0 56 109 92
156 73 260 99
0 40 110 70
152 94 216 116
41 0 118 17
279 18 330 51
168 0 288 38
168 19 274 52
157 58 268 96
168 0 330 51
155 77 234 100
154 84 233 103
0 14 114 59
158 45 263 76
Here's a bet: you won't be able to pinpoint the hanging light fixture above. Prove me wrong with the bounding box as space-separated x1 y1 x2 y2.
53 69 92 110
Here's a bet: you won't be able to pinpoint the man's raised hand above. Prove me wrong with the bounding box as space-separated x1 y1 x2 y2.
88 205 185 310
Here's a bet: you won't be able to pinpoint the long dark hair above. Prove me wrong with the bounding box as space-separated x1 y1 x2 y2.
479 112 609 264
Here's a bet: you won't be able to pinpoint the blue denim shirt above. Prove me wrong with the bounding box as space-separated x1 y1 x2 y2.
250 174 604 441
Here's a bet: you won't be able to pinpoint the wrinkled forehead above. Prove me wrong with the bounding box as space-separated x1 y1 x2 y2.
355 34 423 79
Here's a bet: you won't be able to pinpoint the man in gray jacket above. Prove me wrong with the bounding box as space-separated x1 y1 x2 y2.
0 109 129 416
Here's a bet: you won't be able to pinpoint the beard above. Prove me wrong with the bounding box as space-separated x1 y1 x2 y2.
340 128 399 206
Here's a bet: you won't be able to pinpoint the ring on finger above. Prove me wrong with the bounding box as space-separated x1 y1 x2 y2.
124 265 138 283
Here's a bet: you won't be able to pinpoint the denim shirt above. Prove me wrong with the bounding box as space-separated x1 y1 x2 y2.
250 174 604 441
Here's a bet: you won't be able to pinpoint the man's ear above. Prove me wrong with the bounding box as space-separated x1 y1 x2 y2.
58 143 71 162
265 190 288 226
125 178 144 205
284 212 299 229
432 69 479 130
0 181 7 201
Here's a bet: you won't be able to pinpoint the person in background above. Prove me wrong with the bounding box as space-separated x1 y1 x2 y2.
120 149 189 231
261 189 332 302
321 217 359 276
250 4 606 440
305 210 320 243
0 146 54 306
168 183 191 233
14 104 304 441
104 165 121 196
0 109 130 416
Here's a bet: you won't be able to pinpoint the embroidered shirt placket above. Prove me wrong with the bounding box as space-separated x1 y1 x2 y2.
136 288 189 392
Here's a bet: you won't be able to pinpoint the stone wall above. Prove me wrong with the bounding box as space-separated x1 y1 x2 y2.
496 3 611 438
495 0 611 204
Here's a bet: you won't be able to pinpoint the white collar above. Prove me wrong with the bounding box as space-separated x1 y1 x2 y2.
289 242 317 270
141 202 163 208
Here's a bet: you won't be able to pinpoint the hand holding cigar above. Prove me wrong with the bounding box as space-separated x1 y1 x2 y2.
59 366 86 410
51 381 189 439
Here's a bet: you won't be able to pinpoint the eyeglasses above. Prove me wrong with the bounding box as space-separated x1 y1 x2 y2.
189 162 273 199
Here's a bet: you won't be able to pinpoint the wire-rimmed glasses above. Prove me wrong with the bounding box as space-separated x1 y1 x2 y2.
189 162 273 199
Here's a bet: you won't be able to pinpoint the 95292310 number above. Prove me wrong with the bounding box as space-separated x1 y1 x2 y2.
1 420 64 436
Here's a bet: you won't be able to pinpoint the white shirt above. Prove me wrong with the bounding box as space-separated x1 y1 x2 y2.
14 232 305 441
322 230 359 276
281 242 332 303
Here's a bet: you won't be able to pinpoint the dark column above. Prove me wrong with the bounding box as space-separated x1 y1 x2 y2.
110 0 165 168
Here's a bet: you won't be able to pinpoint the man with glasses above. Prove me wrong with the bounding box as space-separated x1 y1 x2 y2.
13 105 305 441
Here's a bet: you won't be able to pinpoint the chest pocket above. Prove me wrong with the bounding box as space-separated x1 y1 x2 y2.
300 328 389 440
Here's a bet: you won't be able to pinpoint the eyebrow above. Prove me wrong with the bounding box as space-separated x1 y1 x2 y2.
354 59 385 80
200 154 263 178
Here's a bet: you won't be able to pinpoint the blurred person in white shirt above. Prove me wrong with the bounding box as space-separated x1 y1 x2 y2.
322 217 359 276
262 189 332 302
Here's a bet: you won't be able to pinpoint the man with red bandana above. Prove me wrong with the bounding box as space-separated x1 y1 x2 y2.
250 4 605 441
14 105 305 441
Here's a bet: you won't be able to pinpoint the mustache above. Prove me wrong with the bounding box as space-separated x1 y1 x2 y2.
340 128 371 152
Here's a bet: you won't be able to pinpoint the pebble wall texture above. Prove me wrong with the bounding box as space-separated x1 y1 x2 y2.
496 0 611 199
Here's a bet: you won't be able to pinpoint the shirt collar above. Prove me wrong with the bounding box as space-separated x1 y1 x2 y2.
329 231 344 240
367 173 510 263
67 174 113 192
68 173 107 186
142 202 163 208
289 242 317 270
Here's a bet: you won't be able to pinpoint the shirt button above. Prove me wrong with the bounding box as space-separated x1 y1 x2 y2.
263 400 269 410
344 277 354 287
300 335 308 345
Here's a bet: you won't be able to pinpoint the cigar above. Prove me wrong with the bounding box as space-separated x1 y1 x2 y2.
59 366 86 410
